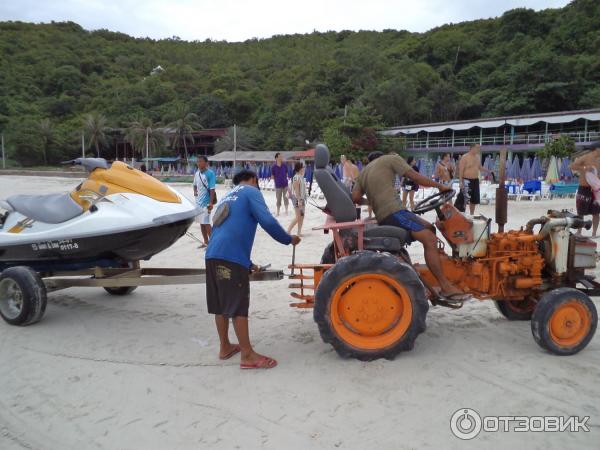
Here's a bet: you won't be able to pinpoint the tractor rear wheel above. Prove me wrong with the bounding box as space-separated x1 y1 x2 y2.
531 288 597 355
494 298 536 321
320 242 335 264
314 251 428 361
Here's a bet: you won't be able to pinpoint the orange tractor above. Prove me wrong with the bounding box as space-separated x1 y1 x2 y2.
288 145 598 360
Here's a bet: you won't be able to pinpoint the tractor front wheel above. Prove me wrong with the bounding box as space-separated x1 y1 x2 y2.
531 288 597 355
314 251 428 361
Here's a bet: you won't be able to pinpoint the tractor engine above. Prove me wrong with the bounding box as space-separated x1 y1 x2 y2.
433 230 545 300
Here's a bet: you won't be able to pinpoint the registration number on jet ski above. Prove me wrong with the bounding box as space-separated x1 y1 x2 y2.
31 240 80 252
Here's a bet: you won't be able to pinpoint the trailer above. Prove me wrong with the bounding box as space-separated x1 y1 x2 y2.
0 263 283 326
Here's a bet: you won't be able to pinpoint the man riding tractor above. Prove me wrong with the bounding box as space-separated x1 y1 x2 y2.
352 151 469 303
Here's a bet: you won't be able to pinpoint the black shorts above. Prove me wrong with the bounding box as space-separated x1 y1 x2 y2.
463 178 480 205
576 186 600 216
206 259 250 318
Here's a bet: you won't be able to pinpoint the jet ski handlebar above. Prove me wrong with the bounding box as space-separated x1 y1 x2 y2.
61 158 110 172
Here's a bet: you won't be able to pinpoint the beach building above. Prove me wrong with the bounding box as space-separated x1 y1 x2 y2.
380 108 600 157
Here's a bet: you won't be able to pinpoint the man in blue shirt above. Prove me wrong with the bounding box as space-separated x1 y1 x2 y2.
193 155 216 247
206 169 301 369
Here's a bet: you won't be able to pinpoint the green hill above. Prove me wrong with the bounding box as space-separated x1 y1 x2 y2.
0 0 598 165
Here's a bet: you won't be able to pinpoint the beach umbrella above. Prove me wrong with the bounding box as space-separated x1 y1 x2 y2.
519 157 532 182
483 155 493 171
545 156 560 183
560 158 573 180
335 164 342 179
532 157 542 179
506 156 517 180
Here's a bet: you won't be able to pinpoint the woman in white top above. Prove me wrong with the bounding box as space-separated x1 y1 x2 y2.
287 161 307 236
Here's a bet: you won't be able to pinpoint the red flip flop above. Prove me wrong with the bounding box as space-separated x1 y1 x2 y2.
240 356 278 369
219 345 241 360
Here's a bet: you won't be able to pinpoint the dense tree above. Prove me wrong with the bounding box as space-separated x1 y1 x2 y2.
165 103 201 162
0 0 598 166
83 112 108 157
125 116 166 160
214 126 257 154
37 118 53 165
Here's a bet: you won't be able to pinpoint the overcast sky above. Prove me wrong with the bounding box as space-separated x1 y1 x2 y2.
0 0 571 42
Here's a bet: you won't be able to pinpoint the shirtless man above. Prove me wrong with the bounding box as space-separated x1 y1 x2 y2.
458 144 492 215
570 145 600 237
340 155 355 189
435 153 453 185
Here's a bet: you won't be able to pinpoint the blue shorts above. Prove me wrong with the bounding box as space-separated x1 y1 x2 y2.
380 210 426 232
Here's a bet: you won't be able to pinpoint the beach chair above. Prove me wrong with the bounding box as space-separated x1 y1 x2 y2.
506 183 520 201
480 184 498 205
540 182 552 200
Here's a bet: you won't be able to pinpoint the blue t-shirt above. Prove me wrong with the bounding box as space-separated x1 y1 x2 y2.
206 185 292 268
193 168 216 207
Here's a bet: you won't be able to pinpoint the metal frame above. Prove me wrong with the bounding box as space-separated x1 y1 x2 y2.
42 266 284 293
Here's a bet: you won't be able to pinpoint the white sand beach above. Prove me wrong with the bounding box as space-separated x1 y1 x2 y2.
0 175 598 449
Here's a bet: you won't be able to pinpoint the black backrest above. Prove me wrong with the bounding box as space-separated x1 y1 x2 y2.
314 144 357 223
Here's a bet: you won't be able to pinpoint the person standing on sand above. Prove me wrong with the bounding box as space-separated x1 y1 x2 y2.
340 154 355 189
458 144 492 215
287 162 308 236
193 155 216 248
435 153 453 185
570 144 600 237
401 156 420 210
206 169 301 369
271 152 289 216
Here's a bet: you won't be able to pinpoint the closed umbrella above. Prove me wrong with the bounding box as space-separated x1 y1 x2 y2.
507 156 519 180
335 164 342 179
545 156 560 183
560 158 573 180
532 157 542 179
519 157 532 182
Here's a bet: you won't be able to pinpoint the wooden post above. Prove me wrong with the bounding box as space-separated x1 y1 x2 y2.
495 147 508 233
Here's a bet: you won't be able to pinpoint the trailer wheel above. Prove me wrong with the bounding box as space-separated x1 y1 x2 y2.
531 288 597 355
103 261 138 296
494 298 535 321
103 286 138 296
0 266 47 326
314 251 428 361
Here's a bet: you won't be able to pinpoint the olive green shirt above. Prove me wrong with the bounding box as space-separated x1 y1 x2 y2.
353 154 413 221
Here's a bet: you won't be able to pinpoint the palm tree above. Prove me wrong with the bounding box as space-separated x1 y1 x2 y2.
83 112 108 157
125 117 166 162
166 103 201 163
214 126 256 154
38 118 53 165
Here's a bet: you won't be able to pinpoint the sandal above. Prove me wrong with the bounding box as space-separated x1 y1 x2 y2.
240 356 278 370
219 345 241 360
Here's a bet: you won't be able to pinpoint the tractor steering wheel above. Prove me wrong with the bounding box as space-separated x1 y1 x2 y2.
412 189 455 215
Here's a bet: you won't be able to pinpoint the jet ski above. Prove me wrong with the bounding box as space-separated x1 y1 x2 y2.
0 158 199 273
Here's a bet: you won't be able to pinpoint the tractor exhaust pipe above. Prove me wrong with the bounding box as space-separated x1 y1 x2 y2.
495 148 508 232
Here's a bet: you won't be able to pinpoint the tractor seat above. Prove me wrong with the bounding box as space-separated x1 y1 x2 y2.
6 193 84 224
365 224 413 245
